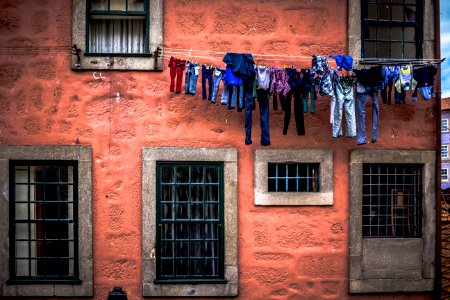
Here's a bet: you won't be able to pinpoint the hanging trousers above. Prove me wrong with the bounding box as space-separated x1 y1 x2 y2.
283 87 305 136
169 57 186 93
333 80 356 138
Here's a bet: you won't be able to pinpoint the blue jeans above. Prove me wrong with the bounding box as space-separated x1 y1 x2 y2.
228 84 244 110
202 65 214 100
257 89 271 146
356 89 379 144
211 68 225 103
184 62 199 95
333 80 356 138
221 82 229 105
302 86 317 113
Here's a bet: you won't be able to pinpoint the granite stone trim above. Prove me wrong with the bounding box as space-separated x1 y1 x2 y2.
349 149 435 293
142 147 238 297
72 0 163 70
254 149 333 205
0 146 93 297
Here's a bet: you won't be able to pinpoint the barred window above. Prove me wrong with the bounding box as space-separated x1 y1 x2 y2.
361 0 423 59
443 168 449 182
362 164 422 238
443 145 449 159
9 161 79 282
268 163 320 192
155 162 225 282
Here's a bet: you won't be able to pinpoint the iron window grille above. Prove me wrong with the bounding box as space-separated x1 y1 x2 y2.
8 160 79 283
362 164 422 238
86 0 150 56
361 0 423 59
268 163 320 192
155 162 226 283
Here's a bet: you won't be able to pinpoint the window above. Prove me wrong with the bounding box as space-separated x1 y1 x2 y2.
443 168 449 182
362 164 422 238
268 163 320 192
254 149 333 205
348 0 434 65
443 119 449 133
349 150 435 293
0 146 92 297
72 0 163 70
361 0 423 59
142 147 238 297
443 145 449 159
155 163 225 282
9 161 79 283
86 0 148 55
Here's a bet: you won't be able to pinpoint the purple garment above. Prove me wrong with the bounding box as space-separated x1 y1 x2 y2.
270 68 291 96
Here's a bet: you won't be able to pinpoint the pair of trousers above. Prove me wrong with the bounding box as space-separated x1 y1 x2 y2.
211 68 225 103
381 77 394 105
333 81 356 138
245 82 270 145
284 87 305 135
202 65 214 100
272 94 285 111
302 86 317 113
245 88 271 145
185 62 200 95
228 84 244 110
355 90 379 144
169 57 186 93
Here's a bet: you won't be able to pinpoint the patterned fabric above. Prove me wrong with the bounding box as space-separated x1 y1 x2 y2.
311 55 328 75
270 67 291 96
395 65 417 92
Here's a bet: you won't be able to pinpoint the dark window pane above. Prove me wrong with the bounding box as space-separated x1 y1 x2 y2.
368 4 377 19
205 167 219 183
365 41 376 57
176 167 189 183
91 0 108 10
176 204 189 220
128 0 144 11
392 5 404 21
191 203 204 220
268 163 276 177
404 27 416 42
378 41 390 57
176 185 189 202
191 167 203 183
378 4 390 20
404 43 416 59
161 166 174 183
162 185 174 202
191 185 203 202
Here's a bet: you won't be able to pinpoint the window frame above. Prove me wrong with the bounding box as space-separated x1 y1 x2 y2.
443 119 449 133
142 147 238 297
154 162 226 283
254 149 333 205
348 0 435 67
72 0 163 70
360 0 423 59
0 146 93 297
349 149 435 293
443 168 449 182
8 160 80 284
442 144 449 159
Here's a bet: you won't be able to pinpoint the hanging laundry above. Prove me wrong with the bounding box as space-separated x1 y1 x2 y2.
355 82 379 145
413 64 438 100
300 69 317 113
329 55 353 71
381 66 400 105
211 68 225 104
394 65 417 103
332 76 356 138
256 89 271 146
256 66 271 90
185 62 200 95
270 67 291 97
168 57 186 93
202 65 214 100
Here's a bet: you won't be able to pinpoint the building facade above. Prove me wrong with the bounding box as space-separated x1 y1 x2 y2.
0 0 440 299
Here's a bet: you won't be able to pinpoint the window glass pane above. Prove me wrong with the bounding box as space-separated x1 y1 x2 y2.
391 42 403 59
191 203 204 220
161 166 174 183
110 0 126 10
176 185 189 202
191 167 203 183
161 203 173 220
364 41 376 57
404 27 416 42
162 185 174 202
392 5 403 21
405 6 416 22
128 0 144 11
378 41 390 57
378 26 389 40
367 26 377 40
176 167 189 183
15 185 28 202
391 26 402 40
176 203 189 219
91 0 108 10
378 4 390 20
15 166 28 183
368 4 377 19
404 43 416 58
205 167 219 183
15 259 30 276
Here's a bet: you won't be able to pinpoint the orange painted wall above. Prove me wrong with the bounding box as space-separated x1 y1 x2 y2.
0 0 436 299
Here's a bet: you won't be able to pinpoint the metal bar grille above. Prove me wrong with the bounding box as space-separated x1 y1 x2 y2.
361 0 422 59
9 161 78 282
268 163 319 192
156 163 224 282
362 163 422 238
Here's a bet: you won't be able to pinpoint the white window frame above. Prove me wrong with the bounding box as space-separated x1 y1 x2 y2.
443 168 449 182
442 119 449 133
442 145 449 159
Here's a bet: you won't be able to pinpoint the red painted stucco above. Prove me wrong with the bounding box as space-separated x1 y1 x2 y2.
0 0 436 299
